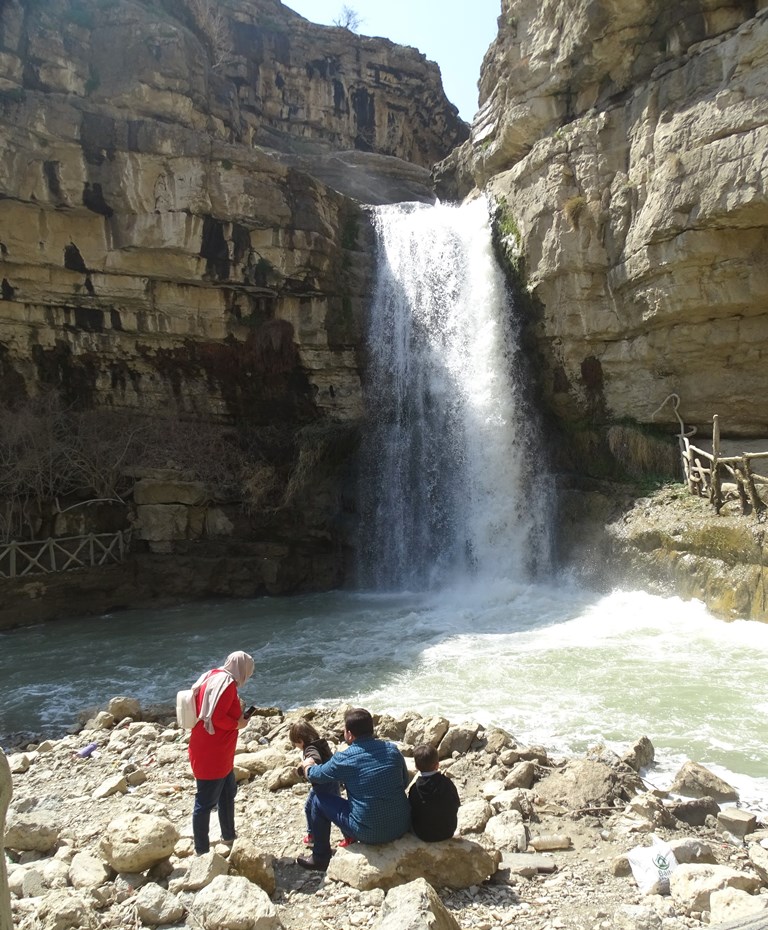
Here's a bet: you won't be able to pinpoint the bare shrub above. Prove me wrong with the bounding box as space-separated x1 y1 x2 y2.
184 0 234 72
333 5 362 31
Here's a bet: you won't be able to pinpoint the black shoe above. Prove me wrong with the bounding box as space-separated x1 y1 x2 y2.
296 854 330 872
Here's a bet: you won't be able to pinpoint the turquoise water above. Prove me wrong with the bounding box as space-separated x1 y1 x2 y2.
1 582 766 812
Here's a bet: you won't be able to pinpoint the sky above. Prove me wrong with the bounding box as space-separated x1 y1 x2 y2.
283 0 502 121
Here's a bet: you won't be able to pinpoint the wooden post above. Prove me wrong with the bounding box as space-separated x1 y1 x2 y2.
89 533 95 567
711 415 722 512
743 458 766 515
8 542 15 579
0 749 13 930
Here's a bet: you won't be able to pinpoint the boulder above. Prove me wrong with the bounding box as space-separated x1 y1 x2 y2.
626 793 676 828
717 809 757 840
326 834 498 891
484 810 528 852
483 727 516 754
669 864 760 915
107 696 142 720
371 877 461 930
9 867 45 899
233 749 289 777
748 842 768 883
4 811 60 853
621 737 655 773
37 889 92 930
134 883 185 926
404 716 450 749
488 788 534 817
456 800 493 835
710 888 768 925
504 761 536 790
229 838 276 896
670 796 721 826
535 759 624 810
670 762 739 803
190 874 281 930
265 764 301 792
438 724 480 759
168 852 229 893
100 813 179 873
668 838 717 866
68 852 112 890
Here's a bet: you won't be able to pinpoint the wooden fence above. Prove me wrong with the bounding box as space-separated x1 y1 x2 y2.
0 530 132 579
681 415 768 517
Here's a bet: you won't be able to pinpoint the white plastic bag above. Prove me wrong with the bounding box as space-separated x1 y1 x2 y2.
627 835 678 895
175 688 199 729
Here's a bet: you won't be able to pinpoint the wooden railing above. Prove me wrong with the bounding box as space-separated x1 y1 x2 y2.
681 415 768 517
0 530 132 579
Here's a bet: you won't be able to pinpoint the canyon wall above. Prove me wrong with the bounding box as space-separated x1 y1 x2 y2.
0 0 466 623
439 0 768 445
435 0 768 618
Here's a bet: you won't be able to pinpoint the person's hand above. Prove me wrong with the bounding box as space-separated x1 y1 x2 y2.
302 758 315 773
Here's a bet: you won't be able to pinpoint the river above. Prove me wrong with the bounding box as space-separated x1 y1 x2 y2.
2 199 765 816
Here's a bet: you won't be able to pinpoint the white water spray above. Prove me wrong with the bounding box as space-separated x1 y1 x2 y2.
358 199 552 590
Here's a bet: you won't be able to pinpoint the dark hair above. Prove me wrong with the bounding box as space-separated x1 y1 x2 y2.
344 708 374 738
289 719 321 746
413 743 438 772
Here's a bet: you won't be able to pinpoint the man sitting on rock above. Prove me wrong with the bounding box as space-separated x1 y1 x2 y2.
297 707 411 871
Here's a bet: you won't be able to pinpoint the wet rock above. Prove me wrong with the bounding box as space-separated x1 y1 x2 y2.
670 761 739 803
621 737 655 773
483 728 516 754
371 877 461 930
670 796 721 826
326 835 498 891
100 812 179 872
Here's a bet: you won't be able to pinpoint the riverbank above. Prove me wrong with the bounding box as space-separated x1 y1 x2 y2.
3 700 768 930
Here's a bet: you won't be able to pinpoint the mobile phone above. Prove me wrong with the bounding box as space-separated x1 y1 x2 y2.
243 705 257 719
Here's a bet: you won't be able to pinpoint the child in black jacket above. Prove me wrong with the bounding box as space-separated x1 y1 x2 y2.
409 743 460 842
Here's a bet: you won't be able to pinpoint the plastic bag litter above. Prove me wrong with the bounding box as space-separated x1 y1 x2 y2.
627 834 679 895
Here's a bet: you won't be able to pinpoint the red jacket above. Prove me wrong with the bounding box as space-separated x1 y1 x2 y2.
187 672 241 780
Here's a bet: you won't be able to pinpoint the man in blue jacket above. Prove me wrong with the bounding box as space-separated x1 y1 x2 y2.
297 707 411 871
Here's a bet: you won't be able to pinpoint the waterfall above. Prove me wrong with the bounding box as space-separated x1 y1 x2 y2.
357 198 552 591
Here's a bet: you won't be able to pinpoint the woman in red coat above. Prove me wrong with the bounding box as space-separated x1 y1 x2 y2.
188 651 254 854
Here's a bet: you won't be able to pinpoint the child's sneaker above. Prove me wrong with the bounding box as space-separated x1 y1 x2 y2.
338 837 356 848
302 833 313 846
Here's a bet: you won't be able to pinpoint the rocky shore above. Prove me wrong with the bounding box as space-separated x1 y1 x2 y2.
2 700 768 930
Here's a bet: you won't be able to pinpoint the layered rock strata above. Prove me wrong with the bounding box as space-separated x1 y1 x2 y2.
0 0 466 610
438 0 768 441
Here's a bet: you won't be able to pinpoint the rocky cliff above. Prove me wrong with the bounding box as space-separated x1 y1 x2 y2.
0 0 466 622
439 0 768 445
434 0 768 619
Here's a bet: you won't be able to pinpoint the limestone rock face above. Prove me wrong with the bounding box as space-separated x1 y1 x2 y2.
0 0 466 614
438 0 768 442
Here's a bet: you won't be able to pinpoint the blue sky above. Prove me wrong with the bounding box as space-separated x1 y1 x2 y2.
283 0 501 121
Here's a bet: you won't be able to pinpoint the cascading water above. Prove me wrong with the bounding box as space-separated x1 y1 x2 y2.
358 198 552 591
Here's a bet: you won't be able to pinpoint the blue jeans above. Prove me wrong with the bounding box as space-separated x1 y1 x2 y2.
307 792 356 861
193 771 237 854
304 783 341 833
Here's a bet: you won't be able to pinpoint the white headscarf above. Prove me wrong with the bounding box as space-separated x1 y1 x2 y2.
193 651 254 734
